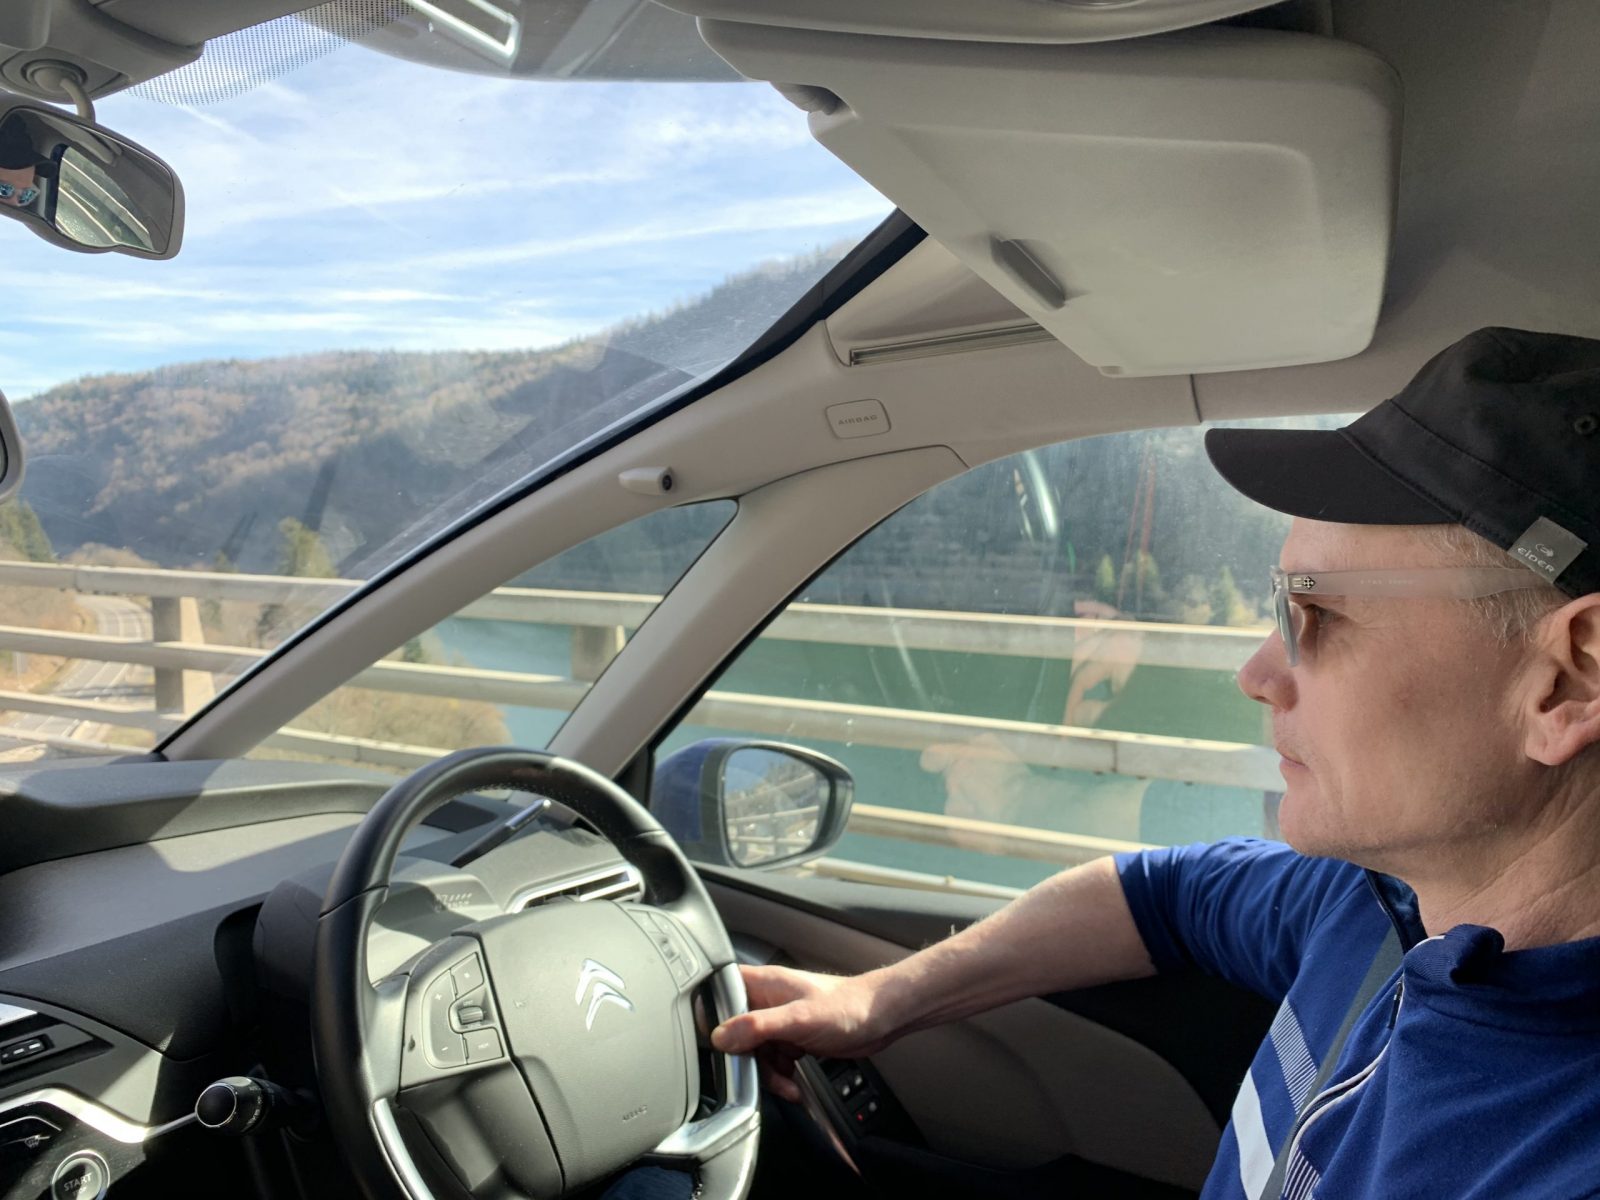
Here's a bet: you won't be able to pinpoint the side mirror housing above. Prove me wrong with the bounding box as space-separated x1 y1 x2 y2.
0 387 23 505
653 739 855 870
0 91 183 259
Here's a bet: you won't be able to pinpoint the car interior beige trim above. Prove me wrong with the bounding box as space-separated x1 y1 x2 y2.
703 20 1400 377
709 882 1219 1190
655 0 1283 45
549 445 966 771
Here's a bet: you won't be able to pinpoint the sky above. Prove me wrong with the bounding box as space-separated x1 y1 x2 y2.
1 23 892 399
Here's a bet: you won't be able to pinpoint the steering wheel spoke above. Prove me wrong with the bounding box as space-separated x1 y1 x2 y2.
367 973 411 1103
651 964 760 1162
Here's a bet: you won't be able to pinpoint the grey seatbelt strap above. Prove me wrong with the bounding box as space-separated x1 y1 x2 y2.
1258 929 1404 1200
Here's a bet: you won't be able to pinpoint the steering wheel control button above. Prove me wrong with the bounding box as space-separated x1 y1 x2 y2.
425 973 470 1068
449 982 497 1031
464 1028 503 1064
652 914 699 970
450 953 486 996
633 911 699 984
430 1032 468 1068
51 1150 109 1200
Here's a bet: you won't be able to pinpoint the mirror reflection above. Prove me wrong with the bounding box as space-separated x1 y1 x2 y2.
721 747 829 867
0 107 178 255
56 146 157 251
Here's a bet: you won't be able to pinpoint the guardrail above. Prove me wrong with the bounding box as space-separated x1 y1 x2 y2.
0 560 1274 871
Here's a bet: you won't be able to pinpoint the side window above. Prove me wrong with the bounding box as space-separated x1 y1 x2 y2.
658 426 1309 891
249 502 734 772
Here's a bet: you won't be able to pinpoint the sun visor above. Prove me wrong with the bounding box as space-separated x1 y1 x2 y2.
700 21 1401 377
658 0 1285 43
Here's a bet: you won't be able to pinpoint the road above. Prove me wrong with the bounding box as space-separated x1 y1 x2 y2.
0 595 153 752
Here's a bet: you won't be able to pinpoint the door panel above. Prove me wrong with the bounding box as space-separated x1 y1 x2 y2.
705 873 1251 1194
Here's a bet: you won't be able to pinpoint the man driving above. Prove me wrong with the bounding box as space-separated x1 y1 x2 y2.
712 326 1600 1197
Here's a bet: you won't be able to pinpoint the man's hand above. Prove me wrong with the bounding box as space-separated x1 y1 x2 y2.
710 964 897 1102
709 859 1157 1103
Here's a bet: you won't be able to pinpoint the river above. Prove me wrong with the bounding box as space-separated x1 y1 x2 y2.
436 617 1278 890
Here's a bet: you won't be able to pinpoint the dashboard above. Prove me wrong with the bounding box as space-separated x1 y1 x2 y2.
0 756 640 1200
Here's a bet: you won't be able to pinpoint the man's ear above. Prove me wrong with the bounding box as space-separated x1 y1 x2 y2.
1524 594 1600 766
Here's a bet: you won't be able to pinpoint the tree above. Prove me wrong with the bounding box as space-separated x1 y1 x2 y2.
0 500 55 563
275 517 337 579
259 518 338 645
1175 574 1214 625
1210 565 1257 627
1119 550 1166 617
1094 554 1116 603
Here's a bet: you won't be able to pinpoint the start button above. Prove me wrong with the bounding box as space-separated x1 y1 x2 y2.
51 1150 109 1200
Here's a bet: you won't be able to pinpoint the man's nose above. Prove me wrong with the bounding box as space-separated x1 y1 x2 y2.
1237 630 1295 710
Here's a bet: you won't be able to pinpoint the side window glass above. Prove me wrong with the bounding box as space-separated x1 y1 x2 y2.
656 424 1330 891
249 501 734 772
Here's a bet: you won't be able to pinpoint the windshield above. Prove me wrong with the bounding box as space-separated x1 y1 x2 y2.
0 6 892 760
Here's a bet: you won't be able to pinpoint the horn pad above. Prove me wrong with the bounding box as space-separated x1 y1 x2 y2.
478 901 695 1182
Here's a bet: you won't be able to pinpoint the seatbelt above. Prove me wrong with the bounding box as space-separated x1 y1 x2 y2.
1258 929 1404 1199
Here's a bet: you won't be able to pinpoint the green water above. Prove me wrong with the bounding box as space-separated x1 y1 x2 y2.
437 619 1277 890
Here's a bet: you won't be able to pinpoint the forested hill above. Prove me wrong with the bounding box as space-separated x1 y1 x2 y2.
12 239 1306 623
13 247 844 577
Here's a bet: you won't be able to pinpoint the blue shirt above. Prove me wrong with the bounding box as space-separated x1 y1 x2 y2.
1116 838 1600 1199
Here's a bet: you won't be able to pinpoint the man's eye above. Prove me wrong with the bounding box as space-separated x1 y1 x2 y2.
1301 603 1337 634
1291 602 1329 641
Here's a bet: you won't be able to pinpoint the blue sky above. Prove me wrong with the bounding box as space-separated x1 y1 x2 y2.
2 35 892 398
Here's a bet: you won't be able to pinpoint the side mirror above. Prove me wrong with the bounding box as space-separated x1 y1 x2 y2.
0 387 23 505
0 92 183 259
653 739 855 870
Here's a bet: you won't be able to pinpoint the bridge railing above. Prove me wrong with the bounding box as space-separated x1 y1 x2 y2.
0 561 1274 874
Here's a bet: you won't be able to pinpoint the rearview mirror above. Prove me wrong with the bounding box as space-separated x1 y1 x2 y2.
653 739 855 870
0 93 183 259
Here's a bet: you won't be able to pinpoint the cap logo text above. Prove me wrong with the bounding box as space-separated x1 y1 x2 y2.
1511 517 1587 583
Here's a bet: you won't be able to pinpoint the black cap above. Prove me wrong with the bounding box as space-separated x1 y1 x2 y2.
1205 327 1600 598
0 116 37 171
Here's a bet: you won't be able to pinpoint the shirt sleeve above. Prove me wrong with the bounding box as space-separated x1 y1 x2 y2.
1114 837 1368 1002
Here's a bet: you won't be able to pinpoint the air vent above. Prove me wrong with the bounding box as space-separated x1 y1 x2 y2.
508 864 644 912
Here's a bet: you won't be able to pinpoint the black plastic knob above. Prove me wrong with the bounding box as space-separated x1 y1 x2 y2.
196 1076 270 1135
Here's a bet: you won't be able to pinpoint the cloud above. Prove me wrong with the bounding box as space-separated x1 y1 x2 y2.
394 184 890 273
314 287 463 304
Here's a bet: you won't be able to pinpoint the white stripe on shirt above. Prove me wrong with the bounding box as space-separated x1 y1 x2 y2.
1270 1000 1320 1111
1232 1068 1276 1200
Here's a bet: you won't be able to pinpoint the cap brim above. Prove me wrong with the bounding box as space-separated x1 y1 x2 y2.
1204 428 1454 525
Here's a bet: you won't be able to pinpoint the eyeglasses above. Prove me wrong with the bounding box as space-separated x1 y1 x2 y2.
1270 565 1550 666
0 182 38 206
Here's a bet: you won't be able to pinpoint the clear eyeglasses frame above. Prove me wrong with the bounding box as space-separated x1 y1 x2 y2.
1269 564 1551 665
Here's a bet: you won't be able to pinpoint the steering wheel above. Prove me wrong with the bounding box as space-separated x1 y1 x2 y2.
311 747 760 1199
